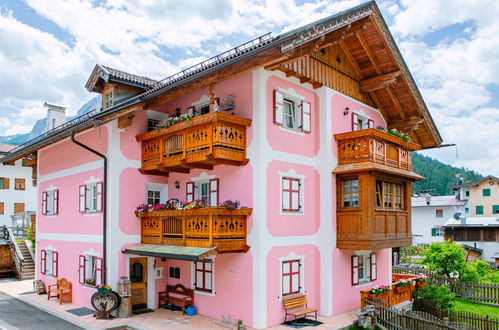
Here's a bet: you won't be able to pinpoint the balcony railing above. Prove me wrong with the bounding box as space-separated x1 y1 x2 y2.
360 274 421 309
136 207 252 253
136 112 251 174
335 128 421 171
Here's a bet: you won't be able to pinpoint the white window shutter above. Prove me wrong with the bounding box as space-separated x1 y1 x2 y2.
368 119 375 129
186 182 194 202
352 255 359 285
209 179 219 206
370 253 377 281
79 255 85 284
52 251 58 277
53 190 59 215
187 106 194 116
301 101 311 133
95 257 103 286
96 182 103 212
42 192 48 215
352 113 359 131
79 185 86 213
41 250 46 275
274 90 284 126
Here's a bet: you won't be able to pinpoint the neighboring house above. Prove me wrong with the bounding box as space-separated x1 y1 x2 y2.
411 195 467 245
452 175 499 217
0 144 37 227
0 3 442 328
444 216 499 265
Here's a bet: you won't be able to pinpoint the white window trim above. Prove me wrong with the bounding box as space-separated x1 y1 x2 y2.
278 252 305 300
191 95 211 117
83 176 102 216
145 183 168 204
191 256 216 296
146 110 169 122
353 111 370 131
45 185 58 217
44 245 57 278
277 87 305 133
354 250 373 287
191 172 216 182
279 170 305 215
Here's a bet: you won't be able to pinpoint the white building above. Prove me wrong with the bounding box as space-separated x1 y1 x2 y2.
0 144 37 227
411 195 467 245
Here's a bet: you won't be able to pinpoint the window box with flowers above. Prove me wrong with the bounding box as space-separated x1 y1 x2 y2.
394 279 414 293
414 277 427 290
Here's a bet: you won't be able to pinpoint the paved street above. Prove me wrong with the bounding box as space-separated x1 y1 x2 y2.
0 291 82 330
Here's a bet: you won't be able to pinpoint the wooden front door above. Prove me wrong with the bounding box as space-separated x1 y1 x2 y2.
130 257 147 307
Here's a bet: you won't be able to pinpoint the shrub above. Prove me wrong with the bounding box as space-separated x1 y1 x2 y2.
413 284 455 309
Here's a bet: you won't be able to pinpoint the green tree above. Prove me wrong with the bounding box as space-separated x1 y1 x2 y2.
414 284 455 309
461 260 499 284
422 242 466 279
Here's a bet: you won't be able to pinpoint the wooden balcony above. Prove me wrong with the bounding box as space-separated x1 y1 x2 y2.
136 112 251 175
136 207 252 253
335 128 421 174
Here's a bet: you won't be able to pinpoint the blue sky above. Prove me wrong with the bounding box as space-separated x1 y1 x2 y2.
0 0 498 176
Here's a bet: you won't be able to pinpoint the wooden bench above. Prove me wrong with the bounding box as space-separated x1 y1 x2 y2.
47 278 72 305
0 263 16 278
283 294 318 326
158 284 194 314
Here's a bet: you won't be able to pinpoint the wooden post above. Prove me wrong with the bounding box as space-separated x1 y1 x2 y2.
209 83 215 113
182 217 186 246
209 215 213 246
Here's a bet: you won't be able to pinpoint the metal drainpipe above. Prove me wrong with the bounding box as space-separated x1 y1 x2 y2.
71 133 107 285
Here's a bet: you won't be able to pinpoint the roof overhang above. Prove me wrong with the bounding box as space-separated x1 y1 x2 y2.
122 244 218 261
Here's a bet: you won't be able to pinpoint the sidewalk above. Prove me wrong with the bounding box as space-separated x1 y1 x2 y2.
0 279 357 329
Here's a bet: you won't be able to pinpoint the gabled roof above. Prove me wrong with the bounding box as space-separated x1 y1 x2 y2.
444 216 499 227
0 143 16 154
412 195 467 207
1 1 441 164
85 64 158 93
452 175 499 189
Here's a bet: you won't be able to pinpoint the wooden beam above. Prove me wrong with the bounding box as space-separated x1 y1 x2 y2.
386 87 406 120
368 91 390 124
354 30 381 74
209 83 215 113
360 71 401 92
117 113 135 129
388 118 424 132
338 40 362 78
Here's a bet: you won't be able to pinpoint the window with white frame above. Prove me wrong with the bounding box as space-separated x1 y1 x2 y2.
431 228 444 237
42 189 59 216
282 259 302 296
186 179 219 206
194 261 213 293
352 252 377 285
273 90 311 133
79 182 103 213
147 190 161 204
351 112 374 131
40 249 58 277
282 177 302 212
79 254 103 287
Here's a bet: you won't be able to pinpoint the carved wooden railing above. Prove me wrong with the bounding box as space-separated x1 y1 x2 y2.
360 274 419 309
136 207 252 253
335 128 421 171
136 112 251 174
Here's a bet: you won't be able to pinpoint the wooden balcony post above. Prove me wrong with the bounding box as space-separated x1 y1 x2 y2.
159 218 164 244
209 83 215 113
182 133 186 161
209 215 213 246
182 216 186 246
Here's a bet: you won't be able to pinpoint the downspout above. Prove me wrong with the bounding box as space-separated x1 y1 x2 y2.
71 133 107 285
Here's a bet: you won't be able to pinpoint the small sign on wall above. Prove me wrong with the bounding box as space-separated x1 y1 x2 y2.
154 267 163 279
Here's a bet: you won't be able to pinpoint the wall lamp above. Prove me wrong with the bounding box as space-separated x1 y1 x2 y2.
174 181 180 189
343 107 350 116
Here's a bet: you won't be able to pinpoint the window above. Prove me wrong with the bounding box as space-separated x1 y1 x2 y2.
476 205 484 215
375 180 405 210
15 178 25 190
465 207 469 214
79 255 103 287
352 253 377 285
194 261 213 293
14 203 24 214
493 205 499 214
465 190 470 197
431 228 444 236
436 209 443 218
42 189 59 216
40 250 58 277
79 182 103 213
147 118 159 131
273 90 311 133
169 267 180 279
0 177 10 189
52 118 56 129
282 260 301 296
147 190 161 205
186 179 219 206
342 179 359 208
351 113 374 131
0 202 3 215
282 177 301 212
483 188 491 197
104 92 113 109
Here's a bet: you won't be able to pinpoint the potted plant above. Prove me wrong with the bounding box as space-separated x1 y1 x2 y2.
414 276 427 290
369 285 390 298
219 200 241 210
97 284 112 293
85 278 96 287
394 279 413 293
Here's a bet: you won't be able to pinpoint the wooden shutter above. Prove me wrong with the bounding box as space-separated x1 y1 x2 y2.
186 106 195 116
79 185 86 213
301 101 311 133
4 178 9 189
209 179 219 206
368 119 375 128
370 253 377 281
95 257 103 286
351 113 359 131
274 90 284 125
78 255 85 284
0 202 4 215
42 192 48 215
351 255 360 285
52 251 59 277
96 182 103 212
186 182 194 202
53 190 59 215
40 250 46 275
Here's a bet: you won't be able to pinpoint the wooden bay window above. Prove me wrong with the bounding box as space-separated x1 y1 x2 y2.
376 180 405 210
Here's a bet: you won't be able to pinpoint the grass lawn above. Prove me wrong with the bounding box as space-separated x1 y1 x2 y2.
452 299 499 317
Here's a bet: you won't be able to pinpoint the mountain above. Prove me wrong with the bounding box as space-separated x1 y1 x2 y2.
412 152 483 195
1 96 101 145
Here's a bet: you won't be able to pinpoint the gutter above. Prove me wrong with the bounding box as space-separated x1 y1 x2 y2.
70 133 108 285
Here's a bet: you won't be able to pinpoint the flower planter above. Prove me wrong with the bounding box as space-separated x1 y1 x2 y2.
415 282 427 290
395 285 411 293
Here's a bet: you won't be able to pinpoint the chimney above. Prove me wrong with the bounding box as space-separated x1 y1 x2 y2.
44 102 67 133
425 194 431 205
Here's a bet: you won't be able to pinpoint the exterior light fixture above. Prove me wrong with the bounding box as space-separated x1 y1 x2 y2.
174 181 180 189
343 107 349 116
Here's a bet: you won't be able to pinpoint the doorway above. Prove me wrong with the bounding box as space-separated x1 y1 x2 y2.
129 257 148 309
